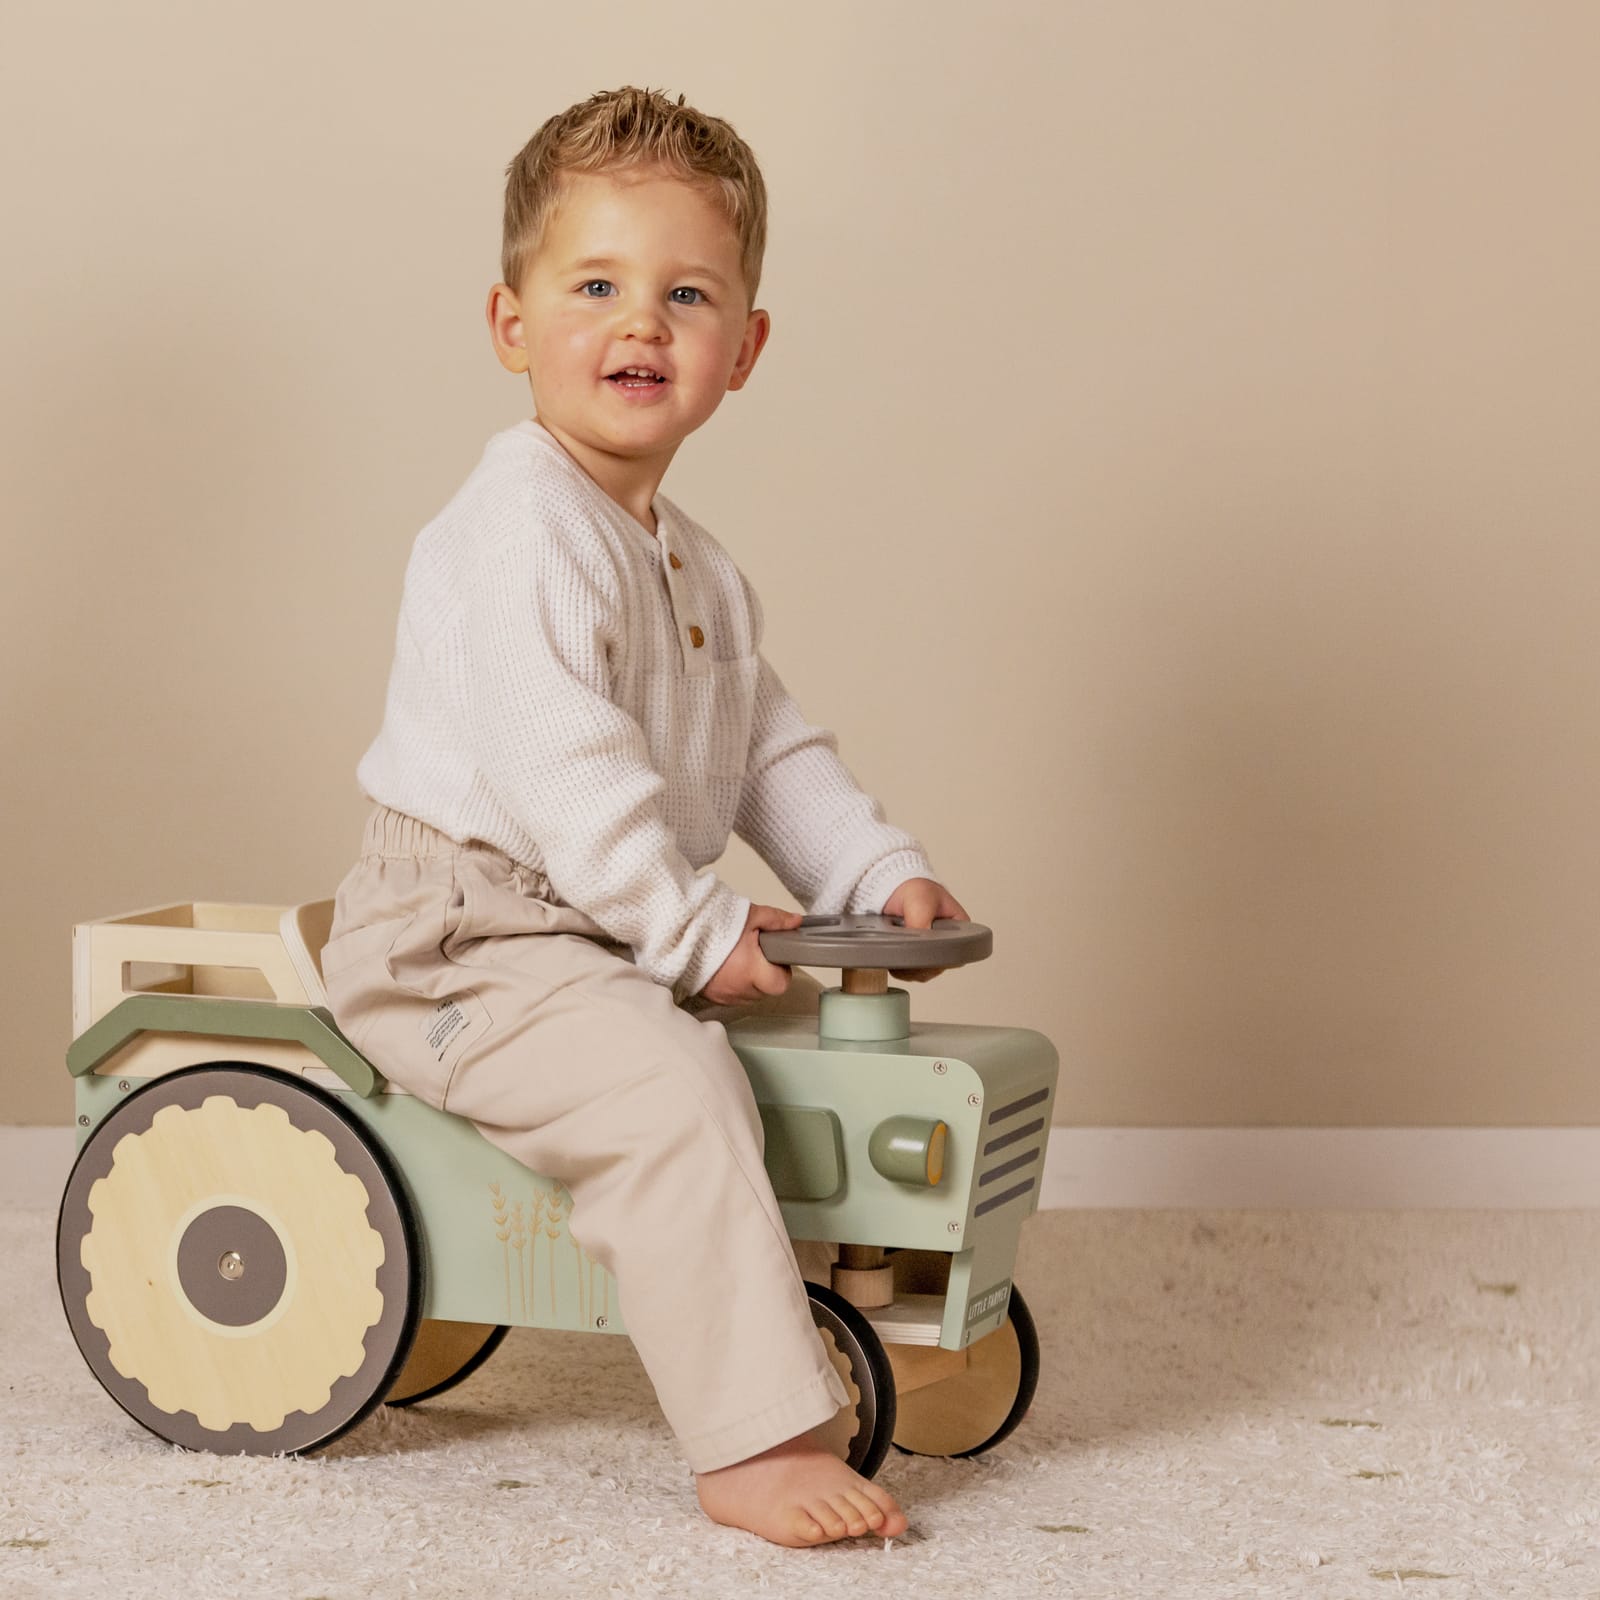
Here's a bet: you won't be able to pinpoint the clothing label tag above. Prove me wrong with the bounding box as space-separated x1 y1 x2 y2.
419 990 491 1067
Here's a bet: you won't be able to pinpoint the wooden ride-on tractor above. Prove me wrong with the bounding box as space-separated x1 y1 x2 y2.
57 900 1058 1475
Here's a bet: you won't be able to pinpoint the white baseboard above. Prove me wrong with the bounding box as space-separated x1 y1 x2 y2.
1038 1127 1600 1208
10 1125 1600 1211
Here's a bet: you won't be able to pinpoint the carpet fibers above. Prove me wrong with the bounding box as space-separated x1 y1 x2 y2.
5 1207 1598 1599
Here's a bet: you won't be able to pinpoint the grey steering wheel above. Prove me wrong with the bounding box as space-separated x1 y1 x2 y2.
757 913 992 971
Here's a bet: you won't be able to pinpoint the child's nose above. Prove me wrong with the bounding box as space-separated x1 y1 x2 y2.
618 303 669 338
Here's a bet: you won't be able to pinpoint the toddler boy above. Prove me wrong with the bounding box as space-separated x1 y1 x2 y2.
320 85 968 1548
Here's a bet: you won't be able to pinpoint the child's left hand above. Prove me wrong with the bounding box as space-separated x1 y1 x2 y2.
880 878 970 981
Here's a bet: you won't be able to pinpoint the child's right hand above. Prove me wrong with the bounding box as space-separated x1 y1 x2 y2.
697 902 805 1006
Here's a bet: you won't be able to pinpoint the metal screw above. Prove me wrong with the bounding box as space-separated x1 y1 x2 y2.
218 1252 244 1281
947 1221 960 1234
595 1315 609 1330
117 1081 131 1091
967 1092 981 1107
77 1114 90 1127
933 1061 947 1075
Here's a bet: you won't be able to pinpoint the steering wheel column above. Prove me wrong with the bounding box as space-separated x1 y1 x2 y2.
820 968 911 1043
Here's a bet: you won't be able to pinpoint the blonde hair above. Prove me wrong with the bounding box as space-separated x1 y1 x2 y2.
501 86 768 310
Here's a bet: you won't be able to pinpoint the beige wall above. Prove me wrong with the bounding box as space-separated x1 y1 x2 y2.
4 2 1598 1127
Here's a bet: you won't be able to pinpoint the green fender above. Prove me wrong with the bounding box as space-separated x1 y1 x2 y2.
64 995 383 1097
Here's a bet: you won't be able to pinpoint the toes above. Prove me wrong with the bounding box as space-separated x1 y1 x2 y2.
862 1482 900 1516
827 1493 869 1535
793 1513 827 1544
841 1488 885 1529
862 1485 908 1536
807 1501 850 1539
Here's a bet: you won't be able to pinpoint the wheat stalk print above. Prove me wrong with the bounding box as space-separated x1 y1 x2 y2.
490 1181 512 1319
526 1187 547 1320
509 1200 528 1321
546 1218 562 1316
486 1179 609 1329
569 1230 586 1326
545 1187 567 1321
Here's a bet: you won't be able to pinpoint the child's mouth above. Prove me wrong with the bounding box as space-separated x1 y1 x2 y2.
607 372 667 388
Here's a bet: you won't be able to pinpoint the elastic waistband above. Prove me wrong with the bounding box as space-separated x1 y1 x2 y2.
359 803 478 861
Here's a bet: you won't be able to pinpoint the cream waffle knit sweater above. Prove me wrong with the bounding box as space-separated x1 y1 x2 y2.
355 418 937 1002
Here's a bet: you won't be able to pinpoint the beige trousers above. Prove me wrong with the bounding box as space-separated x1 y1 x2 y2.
318 803 850 1472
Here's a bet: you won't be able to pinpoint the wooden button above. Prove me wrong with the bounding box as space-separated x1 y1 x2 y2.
688 625 704 649
669 552 683 570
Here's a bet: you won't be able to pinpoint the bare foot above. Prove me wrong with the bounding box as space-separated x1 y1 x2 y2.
695 1428 910 1547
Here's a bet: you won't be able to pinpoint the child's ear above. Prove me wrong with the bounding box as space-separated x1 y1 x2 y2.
728 307 771 392
486 282 530 374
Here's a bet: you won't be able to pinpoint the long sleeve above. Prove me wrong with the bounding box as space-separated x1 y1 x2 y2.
732 575 937 916
450 525 749 1000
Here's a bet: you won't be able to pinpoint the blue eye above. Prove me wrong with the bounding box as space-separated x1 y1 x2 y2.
579 280 707 305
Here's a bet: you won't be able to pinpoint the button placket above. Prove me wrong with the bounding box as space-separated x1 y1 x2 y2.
660 538 710 676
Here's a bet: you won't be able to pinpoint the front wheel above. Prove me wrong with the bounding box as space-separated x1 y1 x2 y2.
890 1283 1040 1458
803 1280 897 1479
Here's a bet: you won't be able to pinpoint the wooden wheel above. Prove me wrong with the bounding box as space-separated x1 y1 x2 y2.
57 1063 421 1455
804 1281 896 1479
384 1321 509 1407
890 1283 1040 1458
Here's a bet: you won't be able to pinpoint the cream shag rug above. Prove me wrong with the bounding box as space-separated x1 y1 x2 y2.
4 1207 1597 1600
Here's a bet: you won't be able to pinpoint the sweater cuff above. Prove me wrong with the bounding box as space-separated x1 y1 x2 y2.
847 850 940 917
674 885 753 1005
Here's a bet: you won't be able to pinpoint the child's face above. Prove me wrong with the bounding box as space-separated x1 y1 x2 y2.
491 167 769 465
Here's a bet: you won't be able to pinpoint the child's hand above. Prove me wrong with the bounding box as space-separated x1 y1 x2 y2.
880 878 969 982
697 902 805 1007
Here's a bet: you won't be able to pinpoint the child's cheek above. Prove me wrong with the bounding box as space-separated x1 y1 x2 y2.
538 305 600 367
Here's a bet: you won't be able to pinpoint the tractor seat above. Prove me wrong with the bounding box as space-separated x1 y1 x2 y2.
279 898 335 1008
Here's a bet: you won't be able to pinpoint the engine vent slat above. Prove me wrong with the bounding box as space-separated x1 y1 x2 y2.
987 1087 1049 1125
984 1116 1045 1155
974 1177 1036 1216
979 1147 1041 1187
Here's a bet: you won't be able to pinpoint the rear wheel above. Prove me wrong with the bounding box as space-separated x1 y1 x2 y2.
57 1063 421 1455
